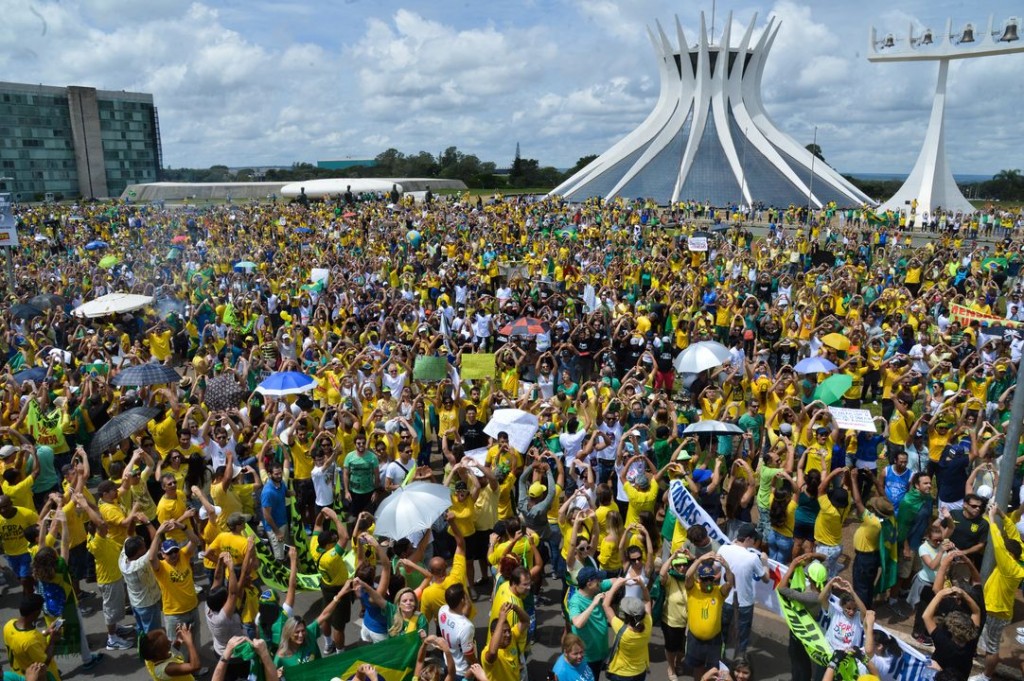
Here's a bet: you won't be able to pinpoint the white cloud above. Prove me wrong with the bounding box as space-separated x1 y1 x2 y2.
0 0 1020 176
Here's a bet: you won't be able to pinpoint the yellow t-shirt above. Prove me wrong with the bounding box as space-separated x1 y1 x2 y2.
813 494 848 547
853 511 881 553
686 583 725 640
154 545 199 615
312 536 350 587
210 482 243 528
448 495 478 537
1 474 35 511
3 620 61 681
207 531 249 565
87 532 123 585
157 491 188 542
623 483 658 527
149 413 180 455
421 553 474 622
99 500 130 546
607 614 653 676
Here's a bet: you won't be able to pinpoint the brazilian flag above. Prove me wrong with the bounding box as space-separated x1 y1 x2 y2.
285 632 422 681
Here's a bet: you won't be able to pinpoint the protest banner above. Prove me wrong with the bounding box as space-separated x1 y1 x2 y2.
413 355 448 382
951 302 1023 328
687 236 708 252
461 352 496 379
827 407 877 432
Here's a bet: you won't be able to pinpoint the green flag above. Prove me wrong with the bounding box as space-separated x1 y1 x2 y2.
284 632 422 681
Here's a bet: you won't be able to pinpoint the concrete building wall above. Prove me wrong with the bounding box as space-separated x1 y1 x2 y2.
66 86 109 199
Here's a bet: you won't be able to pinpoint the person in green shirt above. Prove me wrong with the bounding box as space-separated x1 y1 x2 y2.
342 434 379 518
756 440 794 539
273 578 352 674
567 566 611 680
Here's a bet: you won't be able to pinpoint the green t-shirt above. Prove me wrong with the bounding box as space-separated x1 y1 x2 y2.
757 464 781 509
272 616 321 671
737 413 764 450
343 450 379 495
568 589 609 663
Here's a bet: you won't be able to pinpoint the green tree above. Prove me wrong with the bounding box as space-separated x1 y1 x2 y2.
806 144 825 162
566 154 598 177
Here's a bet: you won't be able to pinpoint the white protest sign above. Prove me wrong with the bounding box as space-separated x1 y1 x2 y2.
0 194 17 247
310 267 330 284
687 236 708 252
827 407 877 432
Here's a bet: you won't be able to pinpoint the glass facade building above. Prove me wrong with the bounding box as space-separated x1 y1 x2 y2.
0 82 161 200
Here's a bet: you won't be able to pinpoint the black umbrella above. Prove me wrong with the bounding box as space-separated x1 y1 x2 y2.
111 363 181 387
12 367 48 385
88 406 161 456
204 375 248 412
28 294 66 310
10 303 44 320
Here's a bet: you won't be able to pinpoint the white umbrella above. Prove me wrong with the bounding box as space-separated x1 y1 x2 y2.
73 292 154 318
794 357 838 375
483 408 540 453
674 341 732 373
683 420 745 435
373 481 452 539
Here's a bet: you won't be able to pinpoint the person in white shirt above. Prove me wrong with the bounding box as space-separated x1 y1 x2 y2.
310 439 338 511
437 584 476 678
383 444 416 492
717 524 768 656
473 311 493 350
118 529 165 633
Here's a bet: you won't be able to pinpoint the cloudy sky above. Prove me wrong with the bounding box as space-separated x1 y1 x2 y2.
2 0 1022 176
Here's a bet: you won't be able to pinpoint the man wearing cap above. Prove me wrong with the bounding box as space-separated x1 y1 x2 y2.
150 518 205 672
619 452 657 527
517 462 556 541
717 524 768 656
849 478 896 609
568 565 610 681
684 553 734 681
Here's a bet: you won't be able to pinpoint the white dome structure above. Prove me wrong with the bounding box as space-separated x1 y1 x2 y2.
551 12 872 208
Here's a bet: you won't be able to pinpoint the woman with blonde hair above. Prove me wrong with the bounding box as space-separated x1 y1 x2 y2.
273 580 353 674
386 587 428 639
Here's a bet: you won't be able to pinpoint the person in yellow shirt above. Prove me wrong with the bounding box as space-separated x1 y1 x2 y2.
601 578 654 680
684 553 734 680
311 507 352 653
156 474 190 543
1 446 39 512
420 514 474 624
96 481 138 548
483 602 525 681
974 505 1024 681
619 456 658 526
150 519 204 665
0 494 40 595
814 467 853 579
3 593 63 681
74 490 134 650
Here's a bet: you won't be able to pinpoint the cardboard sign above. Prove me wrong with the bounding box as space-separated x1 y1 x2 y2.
687 236 707 252
461 353 496 380
827 406 877 432
413 355 447 382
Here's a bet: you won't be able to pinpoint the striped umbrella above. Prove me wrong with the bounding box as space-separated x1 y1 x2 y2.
497 316 550 337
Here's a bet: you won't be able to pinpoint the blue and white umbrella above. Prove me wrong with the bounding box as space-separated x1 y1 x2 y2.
256 371 316 397
233 261 258 272
85 240 109 251
794 356 838 375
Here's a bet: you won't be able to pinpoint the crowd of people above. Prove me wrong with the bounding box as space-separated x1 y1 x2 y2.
0 192 1022 681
